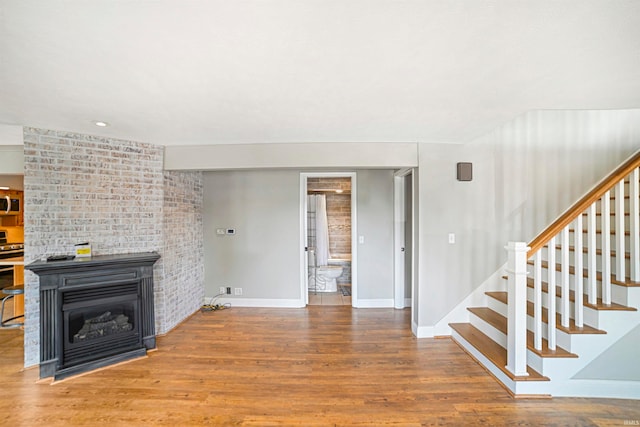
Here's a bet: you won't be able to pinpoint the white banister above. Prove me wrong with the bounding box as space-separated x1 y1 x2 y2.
574 214 584 327
533 250 543 351
561 227 570 328
602 190 612 305
505 241 530 377
587 204 597 305
615 180 626 282
547 236 557 350
631 168 640 282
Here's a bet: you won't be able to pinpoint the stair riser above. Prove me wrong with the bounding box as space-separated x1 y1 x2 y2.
525 314 575 351
487 297 508 317
468 311 507 348
612 286 640 307
544 233 632 252
483 294 582 350
565 218 630 233
526 268 633 301
525 287 602 328
544 249 632 276
526 353 578 380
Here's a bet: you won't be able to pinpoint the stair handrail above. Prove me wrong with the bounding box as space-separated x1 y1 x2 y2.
528 149 640 257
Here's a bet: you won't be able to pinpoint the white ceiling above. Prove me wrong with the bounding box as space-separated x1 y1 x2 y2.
1 1 639 146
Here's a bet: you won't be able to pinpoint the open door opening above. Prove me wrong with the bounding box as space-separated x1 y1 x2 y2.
394 169 414 310
300 173 357 307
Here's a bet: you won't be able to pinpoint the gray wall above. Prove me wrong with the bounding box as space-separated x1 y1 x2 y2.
203 170 301 301
203 169 395 304
356 170 394 301
573 324 640 381
417 109 640 328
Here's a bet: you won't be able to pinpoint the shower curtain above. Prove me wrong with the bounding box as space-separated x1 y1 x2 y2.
308 194 330 266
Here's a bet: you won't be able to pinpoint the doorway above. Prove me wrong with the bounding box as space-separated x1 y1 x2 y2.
300 173 357 306
394 169 414 310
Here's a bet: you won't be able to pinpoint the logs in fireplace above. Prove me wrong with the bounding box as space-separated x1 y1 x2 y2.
26 252 160 381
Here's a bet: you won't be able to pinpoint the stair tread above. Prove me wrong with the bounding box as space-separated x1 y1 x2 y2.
524 261 640 288
568 228 630 236
449 322 549 382
523 277 639 309
468 307 506 333
582 212 630 216
486 291 508 304
467 307 579 356
525 301 606 335
486 291 607 334
552 245 630 260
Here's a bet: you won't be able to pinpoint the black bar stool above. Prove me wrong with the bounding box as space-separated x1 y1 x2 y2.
1 285 24 328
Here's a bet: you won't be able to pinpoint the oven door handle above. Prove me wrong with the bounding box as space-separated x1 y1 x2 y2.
3 196 9 214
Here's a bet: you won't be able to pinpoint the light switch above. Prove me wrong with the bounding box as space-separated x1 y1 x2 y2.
359 236 365 244
216 228 226 235
448 233 455 244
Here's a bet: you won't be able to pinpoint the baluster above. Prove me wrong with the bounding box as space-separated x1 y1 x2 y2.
615 180 626 282
547 235 557 350
587 204 597 305
561 227 570 328
574 214 584 327
533 250 542 351
631 168 640 282
602 191 612 305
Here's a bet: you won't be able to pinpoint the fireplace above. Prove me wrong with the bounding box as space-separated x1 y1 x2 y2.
26 252 160 380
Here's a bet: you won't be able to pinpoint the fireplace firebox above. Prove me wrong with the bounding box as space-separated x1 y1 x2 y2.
26 252 160 380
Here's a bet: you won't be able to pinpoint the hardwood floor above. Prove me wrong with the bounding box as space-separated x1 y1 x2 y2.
1 306 639 426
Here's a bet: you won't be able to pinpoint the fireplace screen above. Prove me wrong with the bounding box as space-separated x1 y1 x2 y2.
68 303 135 343
62 282 142 368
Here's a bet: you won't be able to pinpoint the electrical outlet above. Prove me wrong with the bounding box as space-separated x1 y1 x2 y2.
226 287 231 295
234 287 242 296
219 286 226 295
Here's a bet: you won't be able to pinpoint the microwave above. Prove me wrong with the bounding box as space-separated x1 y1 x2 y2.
0 195 20 215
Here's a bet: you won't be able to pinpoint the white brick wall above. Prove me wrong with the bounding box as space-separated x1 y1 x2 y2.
160 171 204 331
22 128 204 367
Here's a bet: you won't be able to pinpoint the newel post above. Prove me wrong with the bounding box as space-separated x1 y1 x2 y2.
505 241 530 377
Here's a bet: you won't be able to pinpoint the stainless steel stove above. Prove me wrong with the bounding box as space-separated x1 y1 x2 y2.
0 230 24 288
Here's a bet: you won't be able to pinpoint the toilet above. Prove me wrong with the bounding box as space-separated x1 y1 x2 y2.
308 250 343 292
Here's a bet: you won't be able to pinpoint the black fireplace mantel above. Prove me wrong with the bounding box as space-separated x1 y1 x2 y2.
26 252 160 380
27 252 161 275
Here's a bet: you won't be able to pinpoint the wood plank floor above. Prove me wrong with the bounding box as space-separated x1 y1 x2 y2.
1 306 639 426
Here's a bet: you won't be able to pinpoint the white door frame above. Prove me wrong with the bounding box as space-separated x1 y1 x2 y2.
394 168 414 309
300 172 358 306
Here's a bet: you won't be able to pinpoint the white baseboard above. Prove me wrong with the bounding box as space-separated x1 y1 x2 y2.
203 297 305 308
552 379 640 399
355 299 394 308
414 325 435 338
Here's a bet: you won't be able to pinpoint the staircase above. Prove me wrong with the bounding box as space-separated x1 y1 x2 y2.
450 151 640 398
